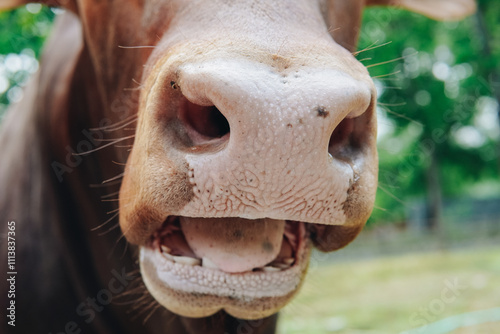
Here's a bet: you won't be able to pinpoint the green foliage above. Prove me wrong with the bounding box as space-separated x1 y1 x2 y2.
0 4 54 55
358 6 500 225
0 4 54 112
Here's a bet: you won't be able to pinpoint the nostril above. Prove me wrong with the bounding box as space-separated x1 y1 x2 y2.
179 98 230 144
328 98 375 160
328 118 355 157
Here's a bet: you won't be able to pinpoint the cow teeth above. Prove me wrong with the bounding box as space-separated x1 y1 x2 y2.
202 257 219 270
162 252 175 261
172 255 201 266
266 257 294 269
263 266 281 272
161 245 171 253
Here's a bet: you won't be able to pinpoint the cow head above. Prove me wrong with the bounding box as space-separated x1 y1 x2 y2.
3 0 475 321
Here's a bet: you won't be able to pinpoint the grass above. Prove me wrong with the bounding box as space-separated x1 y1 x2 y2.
278 245 500 334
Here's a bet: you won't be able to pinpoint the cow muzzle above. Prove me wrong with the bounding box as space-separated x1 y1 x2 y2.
119 50 378 319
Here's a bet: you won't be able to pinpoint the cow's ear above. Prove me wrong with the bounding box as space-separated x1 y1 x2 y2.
367 0 476 21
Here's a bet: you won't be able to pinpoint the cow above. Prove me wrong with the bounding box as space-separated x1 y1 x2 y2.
0 0 475 333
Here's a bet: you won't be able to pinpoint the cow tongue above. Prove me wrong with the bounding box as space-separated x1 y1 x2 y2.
179 217 285 273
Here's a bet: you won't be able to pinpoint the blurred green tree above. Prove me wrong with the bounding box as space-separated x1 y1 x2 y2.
360 2 500 229
0 4 54 114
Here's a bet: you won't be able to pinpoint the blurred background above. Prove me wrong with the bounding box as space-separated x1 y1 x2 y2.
0 1 498 333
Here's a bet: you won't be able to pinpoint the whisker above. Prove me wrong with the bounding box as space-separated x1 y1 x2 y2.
102 172 125 184
90 179 122 188
379 105 421 125
108 234 127 259
73 135 135 156
372 70 401 79
373 205 388 212
107 207 120 215
116 201 147 254
119 289 146 302
108 200 140 259
95 137 133 142
120 240 129 260
124 78 144 91
101 198 120 202
90 115 138 132
143 304 162 324
354 40 380 55
117 284 147 300
353 41 392 56
91 212 119 231
115 277 144 304
102 197 134 204
358 57 372 62
109 194 136 203
378 102 406 107
128 294 151 308
98 222 120 236
138 302 158 321
112 161 127 166
131 301 153 320
273 38 288 58
117 293 149 311
118 45 156 49
366 52 417 68
374 77 399 81
378 184 407 206
99 118 139 133
327 26 341 34
101 191 120 199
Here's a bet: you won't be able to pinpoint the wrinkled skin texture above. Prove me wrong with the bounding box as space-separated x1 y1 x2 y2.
0 0 474 333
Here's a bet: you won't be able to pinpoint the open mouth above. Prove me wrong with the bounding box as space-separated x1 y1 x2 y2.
139 216 311 318
142 216 308 295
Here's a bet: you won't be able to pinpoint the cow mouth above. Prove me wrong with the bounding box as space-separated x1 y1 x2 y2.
140 216 310 319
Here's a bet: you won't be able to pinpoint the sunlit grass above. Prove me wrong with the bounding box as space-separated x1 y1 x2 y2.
279 246 500 334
